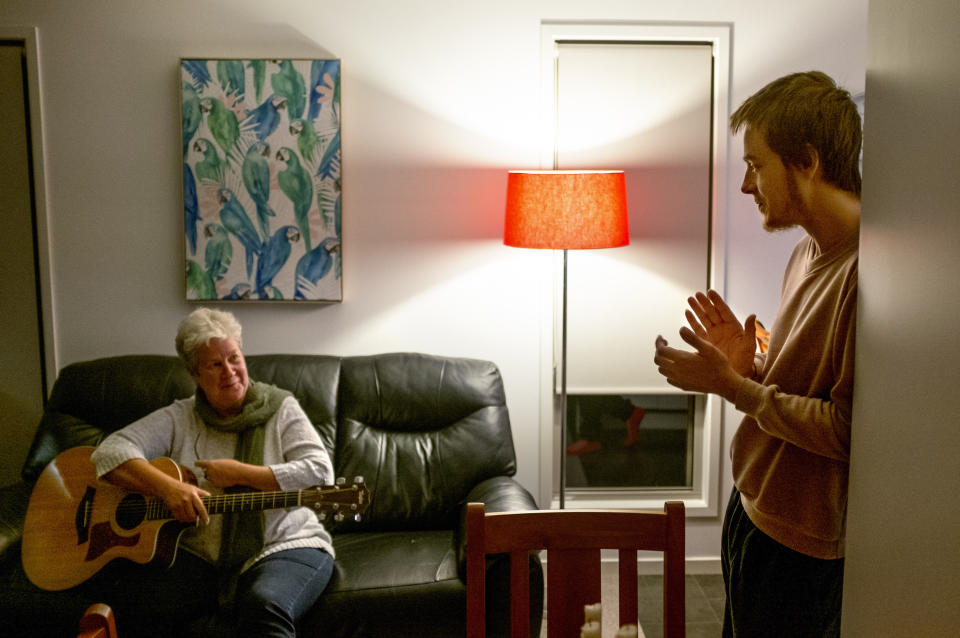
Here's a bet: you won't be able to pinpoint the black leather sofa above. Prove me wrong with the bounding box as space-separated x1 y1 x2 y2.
0 353 543 637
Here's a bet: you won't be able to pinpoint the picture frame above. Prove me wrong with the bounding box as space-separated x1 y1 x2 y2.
181 58 342 302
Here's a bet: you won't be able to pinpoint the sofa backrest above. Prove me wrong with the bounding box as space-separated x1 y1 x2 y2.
22 355 196 482
21 352 517 531
245 354 342 460
332 353 517 532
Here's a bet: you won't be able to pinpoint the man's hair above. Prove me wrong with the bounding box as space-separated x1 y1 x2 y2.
730 71 862 196
175 307 243 374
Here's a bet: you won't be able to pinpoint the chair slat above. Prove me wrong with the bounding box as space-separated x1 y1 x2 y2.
509 551 531 638
547 548 601 637
663 501 686 637
619 548 639 627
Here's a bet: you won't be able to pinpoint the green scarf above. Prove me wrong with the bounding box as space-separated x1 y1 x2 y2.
194 380 291 577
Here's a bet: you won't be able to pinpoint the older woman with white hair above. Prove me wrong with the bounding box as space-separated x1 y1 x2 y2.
90 308 335 638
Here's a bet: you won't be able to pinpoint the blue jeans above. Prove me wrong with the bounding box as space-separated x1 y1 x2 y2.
234 547 334 638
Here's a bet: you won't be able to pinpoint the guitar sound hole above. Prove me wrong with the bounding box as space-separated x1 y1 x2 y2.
116 493 147 530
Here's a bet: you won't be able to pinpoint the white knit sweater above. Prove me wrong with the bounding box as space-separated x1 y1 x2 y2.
91 395 335 570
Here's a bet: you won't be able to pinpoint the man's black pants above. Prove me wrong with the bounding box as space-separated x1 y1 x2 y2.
721 488 845 637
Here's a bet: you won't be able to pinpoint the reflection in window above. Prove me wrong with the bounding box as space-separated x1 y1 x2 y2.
565 394 694 490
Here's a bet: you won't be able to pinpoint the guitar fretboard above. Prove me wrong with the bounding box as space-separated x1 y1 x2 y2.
206 491 304 514
141 485 363 521
146 490 306 521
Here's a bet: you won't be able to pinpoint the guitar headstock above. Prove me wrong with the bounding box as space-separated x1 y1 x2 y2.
302 477 370 523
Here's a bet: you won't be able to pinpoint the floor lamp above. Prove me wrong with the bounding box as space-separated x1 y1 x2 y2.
503 170 629 508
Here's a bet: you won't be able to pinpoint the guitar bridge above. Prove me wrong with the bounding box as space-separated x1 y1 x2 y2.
75 486 95 544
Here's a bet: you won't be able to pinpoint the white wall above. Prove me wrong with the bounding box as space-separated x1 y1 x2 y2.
842 1 960 635
0 0 867 565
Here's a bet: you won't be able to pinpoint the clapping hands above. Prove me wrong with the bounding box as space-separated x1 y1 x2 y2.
653 290 756 402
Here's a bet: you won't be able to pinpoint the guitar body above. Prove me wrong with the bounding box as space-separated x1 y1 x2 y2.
22 446 190 591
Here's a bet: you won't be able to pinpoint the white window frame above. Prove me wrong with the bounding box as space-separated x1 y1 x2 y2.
537 22 731 516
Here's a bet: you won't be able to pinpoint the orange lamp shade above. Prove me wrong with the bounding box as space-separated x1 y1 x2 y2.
503 170 629 249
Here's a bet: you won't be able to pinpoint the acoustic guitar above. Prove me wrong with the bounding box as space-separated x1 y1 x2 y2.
22 446 369 591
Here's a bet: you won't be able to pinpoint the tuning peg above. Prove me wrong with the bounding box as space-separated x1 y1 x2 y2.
333 512 345 522
352 514 361 522
353 476 364 484
335 477 346 486
317 511 328 521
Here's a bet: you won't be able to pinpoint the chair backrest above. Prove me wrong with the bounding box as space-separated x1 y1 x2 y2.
77 603 118 638
466 502 685 638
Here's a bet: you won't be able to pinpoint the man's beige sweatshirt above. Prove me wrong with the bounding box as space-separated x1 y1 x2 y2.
732 229 858 560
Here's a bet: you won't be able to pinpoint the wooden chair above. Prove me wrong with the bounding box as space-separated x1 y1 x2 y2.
77 603 118 638
466 502 685 638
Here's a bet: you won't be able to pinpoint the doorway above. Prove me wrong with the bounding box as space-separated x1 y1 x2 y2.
0 35 49 485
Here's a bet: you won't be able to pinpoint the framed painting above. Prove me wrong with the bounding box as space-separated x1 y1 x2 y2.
181 58 342 301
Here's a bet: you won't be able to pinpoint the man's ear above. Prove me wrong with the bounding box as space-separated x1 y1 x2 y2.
798 143 821 178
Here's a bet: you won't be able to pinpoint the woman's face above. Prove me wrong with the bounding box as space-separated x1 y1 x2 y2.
193 338 249 417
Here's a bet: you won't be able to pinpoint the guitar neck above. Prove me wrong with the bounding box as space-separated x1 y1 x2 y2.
205 490 309 515
146 486 362 521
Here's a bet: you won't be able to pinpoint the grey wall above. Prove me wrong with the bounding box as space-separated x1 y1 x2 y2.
843 0 960 635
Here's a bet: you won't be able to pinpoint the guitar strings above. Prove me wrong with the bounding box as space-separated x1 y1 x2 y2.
105 486 356 519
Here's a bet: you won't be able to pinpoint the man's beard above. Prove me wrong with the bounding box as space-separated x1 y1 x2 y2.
762 170 804 232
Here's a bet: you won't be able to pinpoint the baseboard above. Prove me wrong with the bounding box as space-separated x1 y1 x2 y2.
636 555 721 575
540 553 722 575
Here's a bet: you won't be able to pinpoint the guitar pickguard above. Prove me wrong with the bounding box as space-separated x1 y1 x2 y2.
85 522 140 561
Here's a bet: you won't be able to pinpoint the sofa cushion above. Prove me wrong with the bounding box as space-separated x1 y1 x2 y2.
329 530 459 591
333 354 518 532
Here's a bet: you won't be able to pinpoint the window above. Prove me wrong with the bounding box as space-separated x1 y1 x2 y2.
566 393 695 489
538 23 730 515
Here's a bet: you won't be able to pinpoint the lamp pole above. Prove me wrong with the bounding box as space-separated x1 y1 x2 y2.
559 248 568 509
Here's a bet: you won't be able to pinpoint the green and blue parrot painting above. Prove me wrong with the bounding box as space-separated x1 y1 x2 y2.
181 58 342 301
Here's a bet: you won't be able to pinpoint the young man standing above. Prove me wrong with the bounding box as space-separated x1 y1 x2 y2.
653 71 861 636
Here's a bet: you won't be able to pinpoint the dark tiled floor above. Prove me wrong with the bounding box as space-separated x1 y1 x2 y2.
637 573 724 638
539 568 724 638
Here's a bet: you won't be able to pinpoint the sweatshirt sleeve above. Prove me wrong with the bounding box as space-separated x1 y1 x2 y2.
735 377 851 462
734 282 857 462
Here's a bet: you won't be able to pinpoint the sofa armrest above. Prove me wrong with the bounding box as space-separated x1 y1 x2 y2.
455 475 538 571
463 475 539 514
0 481 32 566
